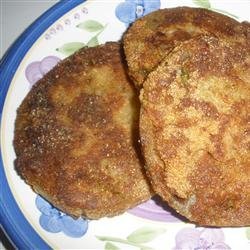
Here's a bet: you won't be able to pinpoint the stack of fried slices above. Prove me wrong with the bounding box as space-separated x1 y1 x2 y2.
14 7 250 226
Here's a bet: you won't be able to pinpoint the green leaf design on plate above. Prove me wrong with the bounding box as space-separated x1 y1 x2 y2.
87 36 99 47
105 242 120 250
77 20 104 32
96 236 153 250
246 228 250 240
192 0 238 19
126 227 166 244
193 0 211 9
56 42 85 56
210 8 238 19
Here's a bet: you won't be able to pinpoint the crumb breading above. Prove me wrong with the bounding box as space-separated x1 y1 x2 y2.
140 36 250 226
124 7 248 87
14 42 151 219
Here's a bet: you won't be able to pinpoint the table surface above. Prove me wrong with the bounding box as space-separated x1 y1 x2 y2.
0 0 58 58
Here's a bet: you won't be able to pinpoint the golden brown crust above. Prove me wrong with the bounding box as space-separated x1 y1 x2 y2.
140 36 250 226
14 42 151 219
124 7 248 87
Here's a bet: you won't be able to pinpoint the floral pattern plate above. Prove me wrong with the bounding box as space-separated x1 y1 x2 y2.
0 0 249 249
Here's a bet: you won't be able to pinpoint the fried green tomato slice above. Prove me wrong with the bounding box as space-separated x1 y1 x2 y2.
14 42 151 219
140 36 250 226
124 7 248 88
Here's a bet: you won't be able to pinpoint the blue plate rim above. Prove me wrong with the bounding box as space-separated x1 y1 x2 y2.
0 1 85 249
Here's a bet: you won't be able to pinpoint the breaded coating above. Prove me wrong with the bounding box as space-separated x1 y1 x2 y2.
140 36 250 226
124 7 248 87
14 42 151 219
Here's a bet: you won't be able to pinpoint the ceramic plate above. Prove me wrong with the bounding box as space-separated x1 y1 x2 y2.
0 0 249 249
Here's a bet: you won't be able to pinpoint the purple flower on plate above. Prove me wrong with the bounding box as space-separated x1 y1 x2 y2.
115 0 160 26
56 24 64 31
25 56 60 88
45 34 51 40
35 196 88 238
128 196 181 222
74 13 80 20
82 7 88 14
173 227 231 250
64 19 71 26
49 28 56 35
